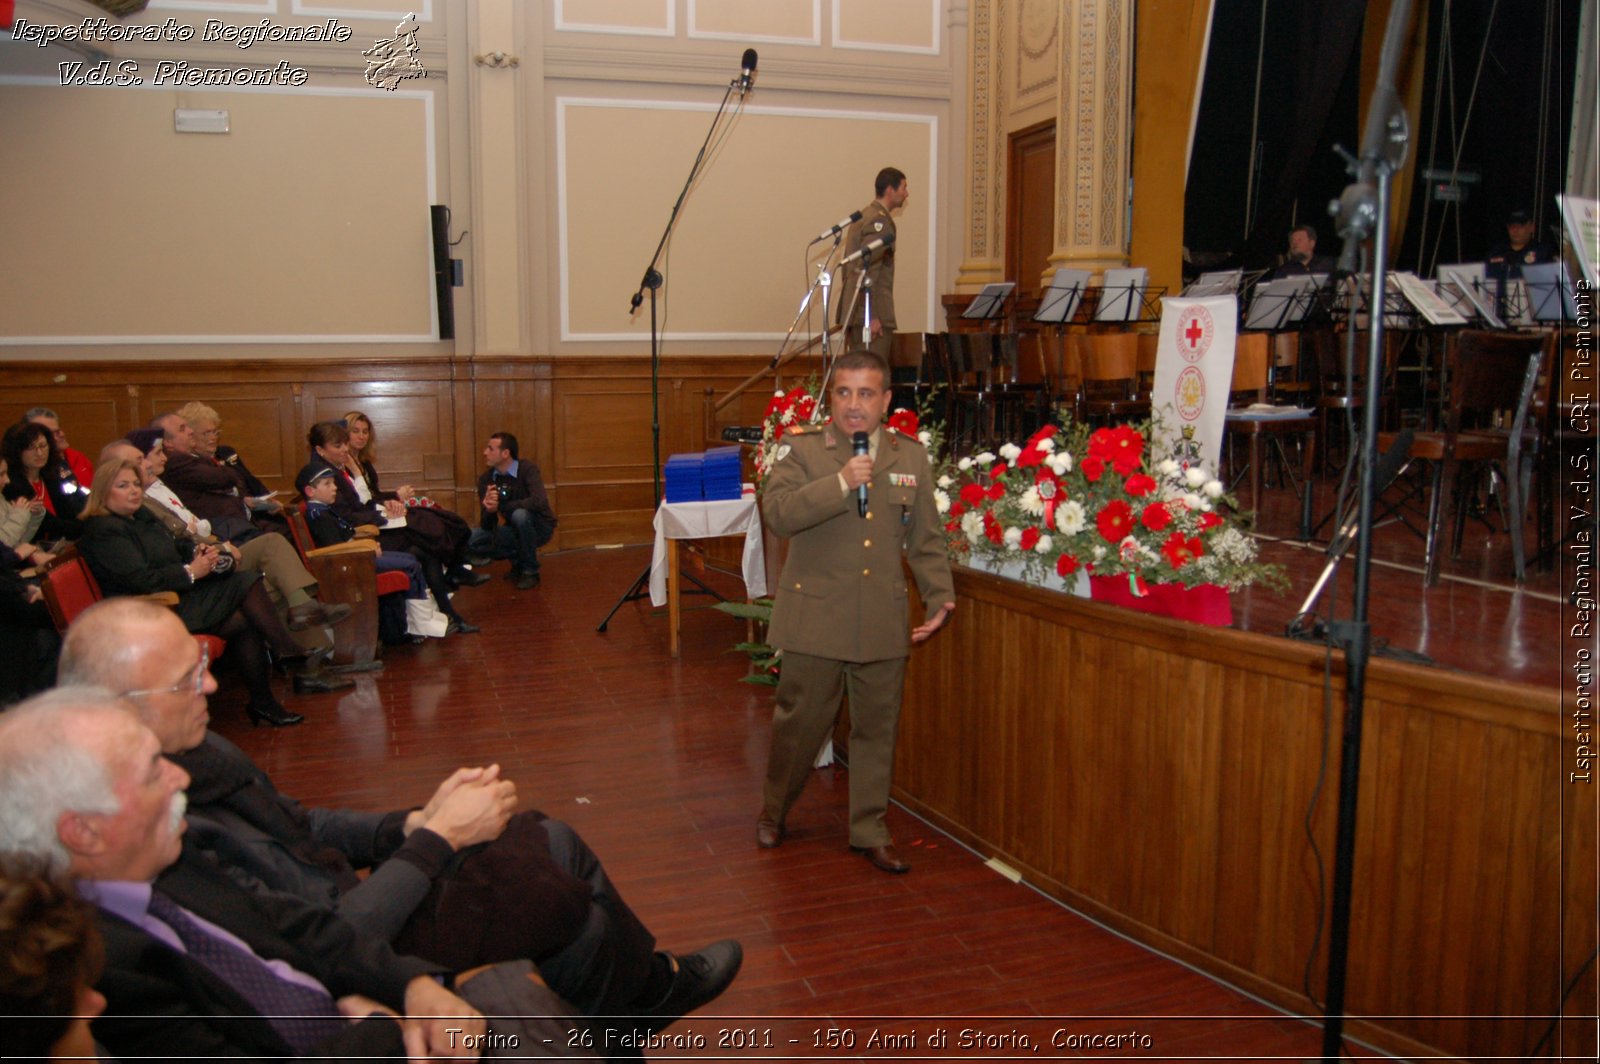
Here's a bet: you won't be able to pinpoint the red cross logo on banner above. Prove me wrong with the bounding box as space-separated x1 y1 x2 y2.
1176 305 1215 364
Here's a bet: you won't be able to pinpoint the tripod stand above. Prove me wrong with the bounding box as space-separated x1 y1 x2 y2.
596 68 747 635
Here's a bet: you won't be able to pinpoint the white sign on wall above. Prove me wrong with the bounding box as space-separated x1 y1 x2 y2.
1150 296 1238 472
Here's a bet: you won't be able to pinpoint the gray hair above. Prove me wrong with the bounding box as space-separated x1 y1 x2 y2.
0 689 129 874
58 599 173 692
22 407 58 423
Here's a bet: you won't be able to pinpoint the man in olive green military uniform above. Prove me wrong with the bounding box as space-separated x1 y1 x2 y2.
756 352 955 874
838 168 909 362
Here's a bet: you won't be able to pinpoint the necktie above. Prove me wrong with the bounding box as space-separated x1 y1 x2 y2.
145 891 348 1055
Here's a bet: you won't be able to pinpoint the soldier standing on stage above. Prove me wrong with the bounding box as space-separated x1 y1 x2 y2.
755 351 954 874
839 168 910 361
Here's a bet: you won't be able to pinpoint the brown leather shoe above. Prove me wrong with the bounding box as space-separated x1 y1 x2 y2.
850 843 909 874
756 817 783 849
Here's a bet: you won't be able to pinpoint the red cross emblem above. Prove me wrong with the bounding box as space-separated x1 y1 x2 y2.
1175 305 1214 364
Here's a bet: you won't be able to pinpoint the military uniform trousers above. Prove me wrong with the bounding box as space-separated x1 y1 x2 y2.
762 649 908 849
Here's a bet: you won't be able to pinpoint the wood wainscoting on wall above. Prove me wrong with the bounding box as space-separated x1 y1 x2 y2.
0 354 800 549
897 566 1590 1061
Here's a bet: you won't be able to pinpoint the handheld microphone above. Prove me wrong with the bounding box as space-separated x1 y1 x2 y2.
852 431 870 518
839 231 895 267
809 210 862 245
738 48 758 95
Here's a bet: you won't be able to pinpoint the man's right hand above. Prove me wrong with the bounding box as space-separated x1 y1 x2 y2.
840 454 875 490
482 486 500 514
422 766 516 850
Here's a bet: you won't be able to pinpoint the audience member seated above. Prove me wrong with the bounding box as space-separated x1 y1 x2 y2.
0 858 107 1062
1 422 87 544
152 411 278 545
23 407 94 489
472 431 558 591
298 464 444 641
305 420 481 635
114 432 354 649
342 410 485 589
0 457 50 563
0 550 57 707
58 598 746 1038
0 688 597 1061
75 458 324 728
176 401 286 527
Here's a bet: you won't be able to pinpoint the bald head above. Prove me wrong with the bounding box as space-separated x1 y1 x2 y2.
98 441 139 466
152 413 195 457
60 600 213 755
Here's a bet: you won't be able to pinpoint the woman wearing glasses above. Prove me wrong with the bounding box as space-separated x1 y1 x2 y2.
0 422 85 544
77 458 318 727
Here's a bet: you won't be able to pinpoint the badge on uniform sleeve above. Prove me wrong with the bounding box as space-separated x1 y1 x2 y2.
873 221 884 233
775 444 792 462
890 473 917 488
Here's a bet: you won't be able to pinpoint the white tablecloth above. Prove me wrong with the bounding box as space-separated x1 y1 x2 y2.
648 490 768 607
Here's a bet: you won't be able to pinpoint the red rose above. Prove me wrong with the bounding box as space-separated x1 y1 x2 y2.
1056 553 1080 577
1026 424 1058 450
949 501 966 517
983 510 1004 545
1081 455 1106 482
1096 500 1133 543
1197 511 1224 532
990 462 1008 480
1124 473 1157 497
960 483 987 507
1140 502 1172 531
888 408 919 435
1020 527 1041 551
986 481 1005 500
1016 446 1045 468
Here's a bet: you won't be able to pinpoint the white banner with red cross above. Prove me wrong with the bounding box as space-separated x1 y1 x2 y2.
1150 296 1238 472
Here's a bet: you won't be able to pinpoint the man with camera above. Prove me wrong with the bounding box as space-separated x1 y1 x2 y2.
470 432 557 591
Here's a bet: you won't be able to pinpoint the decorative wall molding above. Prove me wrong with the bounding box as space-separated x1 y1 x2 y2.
832 0 942 56
540 44 953 98
552 0 674 39
688 0 822 47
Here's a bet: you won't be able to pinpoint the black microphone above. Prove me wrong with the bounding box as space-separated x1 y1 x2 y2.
738 48 758 95
839 231 895 267
809 210 862 245
852 431 869 518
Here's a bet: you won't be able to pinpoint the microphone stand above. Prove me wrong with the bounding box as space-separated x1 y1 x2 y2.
598 71 746 636
1316 0 1413 1057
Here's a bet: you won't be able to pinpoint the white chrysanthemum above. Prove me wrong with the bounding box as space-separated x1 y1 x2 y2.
918 430 933 446
958 457 974 472
934 489 950 514
999 442 1022 462
1182 492 1204 510
1202 479 1224 498
779 409 796 425
1184 466 1209 488
1157 458 1180 477
1036 437 1056 453
975 451 997 466
1092 544 1108 562
937 474 953 489
961 510 984 544
1055 499 1087 536
1003 526 1023 549
1020 486 1045 517
1050 451 1074 474
1034 533 1054 554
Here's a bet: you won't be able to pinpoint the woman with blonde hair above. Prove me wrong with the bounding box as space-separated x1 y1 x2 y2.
77 458 319 726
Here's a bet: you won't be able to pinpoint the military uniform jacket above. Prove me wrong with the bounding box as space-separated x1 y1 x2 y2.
839 200 897 331
762 424 953 663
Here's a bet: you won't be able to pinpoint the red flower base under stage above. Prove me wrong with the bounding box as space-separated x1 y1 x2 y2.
1088 575 1233 627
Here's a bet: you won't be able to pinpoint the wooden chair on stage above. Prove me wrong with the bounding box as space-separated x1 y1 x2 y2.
1223 332 1317 535
1079 331 1149 427
1376 329 1546 584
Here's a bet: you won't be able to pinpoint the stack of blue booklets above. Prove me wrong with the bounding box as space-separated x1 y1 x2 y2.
701 446 742 501
663 447 744 503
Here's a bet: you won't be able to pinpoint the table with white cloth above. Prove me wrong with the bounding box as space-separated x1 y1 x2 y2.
648 490 768 658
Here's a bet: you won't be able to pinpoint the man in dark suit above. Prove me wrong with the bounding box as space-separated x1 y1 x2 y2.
470 431 557 590
155 411 282 544
756 352 955 873
57 597 742 1032
0 687 591 1060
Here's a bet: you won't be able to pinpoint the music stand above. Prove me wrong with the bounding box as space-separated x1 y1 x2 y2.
1182 269 1243 297
1439 264 1506 329
1033 269 1090 324
1523 261 1577 321
1093 267 1148 323
963 282 1016 324
1244 275 1318 331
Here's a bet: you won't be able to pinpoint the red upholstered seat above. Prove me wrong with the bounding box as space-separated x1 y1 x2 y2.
375 570 411 597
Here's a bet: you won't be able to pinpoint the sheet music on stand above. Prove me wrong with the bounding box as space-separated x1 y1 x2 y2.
1558 193 1599 286
1243 274 1319 330
962 282 1016 322
1093 267 1149 322
1345 273 1421 331
1522 261 1578 322
1033 269 1091 324
1182 269 1243 297
1437 263 1506 329
1390 271 1469 327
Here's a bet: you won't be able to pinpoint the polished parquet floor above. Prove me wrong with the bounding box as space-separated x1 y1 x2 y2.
211 469 1573 1060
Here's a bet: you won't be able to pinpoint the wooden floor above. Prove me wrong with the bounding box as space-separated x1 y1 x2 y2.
212 471 1570 1061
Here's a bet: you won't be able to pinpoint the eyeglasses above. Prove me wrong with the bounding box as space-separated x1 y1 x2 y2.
123 642 211 700
23 440 50 452
197 428 220 439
